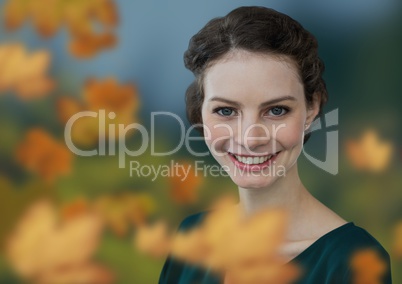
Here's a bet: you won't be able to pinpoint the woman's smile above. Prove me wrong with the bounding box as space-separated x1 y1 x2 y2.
228 151 281 171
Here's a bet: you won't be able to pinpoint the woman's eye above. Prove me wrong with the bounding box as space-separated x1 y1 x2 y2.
215 107 236 116
268 106 289 116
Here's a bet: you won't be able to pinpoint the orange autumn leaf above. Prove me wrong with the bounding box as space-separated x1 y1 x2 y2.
0 44 54 99
134 220 172 259
170 227 209 264
5 199 113 284
69 32 117 58
57 96 100 147
345 129 393 173
350 248 387 284
170 205 299 284
15 128 73 183
63 0 118 33
124 193 156 226
61 197 89 221
207 193 238 211
56 96 85 124
91 0 119 27
30 0 63 37
226 210 287 265
85 77 140 139
3 0 28 30
66 114 100 147
168 161 203 204
94 193 155 237
94 195 131 237
204 207 288 270
57 78 140 147
84 77 139 114
3 0 119 58
169 195 239 265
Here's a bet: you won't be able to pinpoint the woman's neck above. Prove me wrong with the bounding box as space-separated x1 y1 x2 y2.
238 163 306 217
237 163 347 242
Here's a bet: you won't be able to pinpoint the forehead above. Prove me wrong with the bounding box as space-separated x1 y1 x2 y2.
203 50 304 101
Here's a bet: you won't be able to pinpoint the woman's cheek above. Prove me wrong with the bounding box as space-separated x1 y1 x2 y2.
204 120 234 153
274 120 304 148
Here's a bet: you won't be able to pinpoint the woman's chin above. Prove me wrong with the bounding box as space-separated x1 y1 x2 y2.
230 175 276 189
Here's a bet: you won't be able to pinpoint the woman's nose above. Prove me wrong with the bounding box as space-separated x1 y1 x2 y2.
236 119 271 152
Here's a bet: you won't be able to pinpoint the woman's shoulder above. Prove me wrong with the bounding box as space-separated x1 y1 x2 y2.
330 223 391 271
325 222 390 255
297 222 390 262
292 222 392 284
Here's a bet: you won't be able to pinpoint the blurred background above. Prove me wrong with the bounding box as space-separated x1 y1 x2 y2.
0 0 401 283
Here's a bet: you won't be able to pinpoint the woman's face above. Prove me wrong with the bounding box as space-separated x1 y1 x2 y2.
201 50 318 189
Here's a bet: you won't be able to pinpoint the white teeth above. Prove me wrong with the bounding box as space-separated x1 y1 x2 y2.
233 153 276 165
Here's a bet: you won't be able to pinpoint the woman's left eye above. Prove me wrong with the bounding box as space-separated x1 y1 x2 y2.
267 106 289 116
214 107 237 117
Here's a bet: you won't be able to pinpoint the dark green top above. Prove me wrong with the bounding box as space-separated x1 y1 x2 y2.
159 212 392 284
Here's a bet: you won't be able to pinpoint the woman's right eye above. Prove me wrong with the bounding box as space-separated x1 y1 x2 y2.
214 107 237 117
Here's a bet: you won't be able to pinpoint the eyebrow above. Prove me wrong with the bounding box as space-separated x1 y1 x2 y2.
208 95 297 108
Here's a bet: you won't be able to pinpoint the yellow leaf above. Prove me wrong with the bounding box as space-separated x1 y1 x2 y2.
94 193 155 237
0 44 54 99
30 0 62 37
171 227 209 264
3 0 28 30
224 260 300 284
134 220 172 259
345 129 393 172
5 199 111 283
3 0 120 58
170 203 294 283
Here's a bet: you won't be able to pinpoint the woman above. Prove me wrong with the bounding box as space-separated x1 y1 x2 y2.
159 6 392 284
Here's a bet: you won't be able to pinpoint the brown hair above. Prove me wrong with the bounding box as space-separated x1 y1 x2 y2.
184 6 328 144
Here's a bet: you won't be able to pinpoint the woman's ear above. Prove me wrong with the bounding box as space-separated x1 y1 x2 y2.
306 92 321 126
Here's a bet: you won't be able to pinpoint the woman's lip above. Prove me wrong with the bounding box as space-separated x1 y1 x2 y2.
228 151 281 172
228 152 279 157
